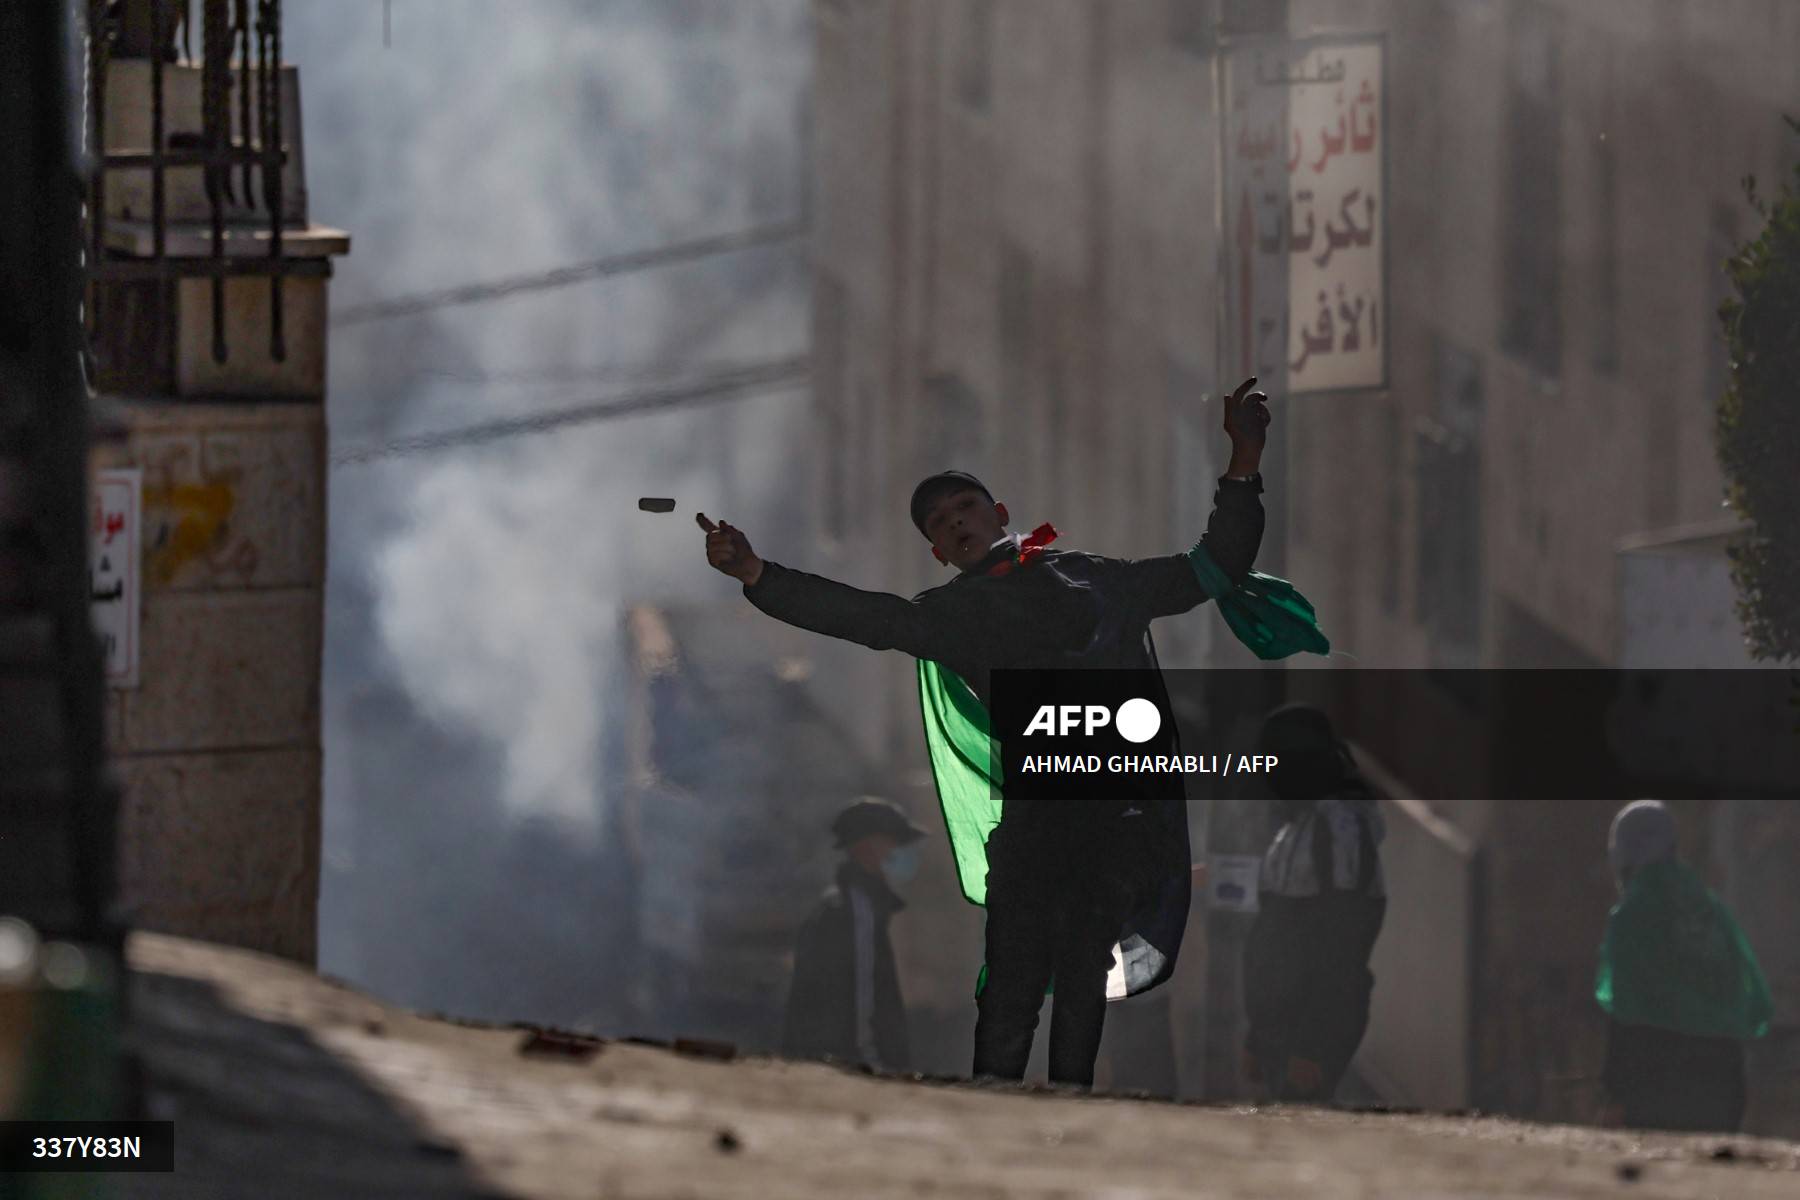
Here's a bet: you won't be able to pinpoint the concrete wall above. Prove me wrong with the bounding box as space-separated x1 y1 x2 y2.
1352 752 1477 1112
89 27 349 965
93 400 326 964
1617 522 1770 669
176 276 330 398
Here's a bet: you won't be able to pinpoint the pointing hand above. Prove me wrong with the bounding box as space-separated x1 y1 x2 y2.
697 513 764 587
1222 375 1271 476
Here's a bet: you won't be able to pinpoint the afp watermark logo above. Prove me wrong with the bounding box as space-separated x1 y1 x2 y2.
997 671 1280 783
1021 698 1163 744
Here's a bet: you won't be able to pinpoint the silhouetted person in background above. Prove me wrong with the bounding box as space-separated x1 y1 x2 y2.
1596 799 1772 1133
1242 704 1386 1103
781 798 924 1071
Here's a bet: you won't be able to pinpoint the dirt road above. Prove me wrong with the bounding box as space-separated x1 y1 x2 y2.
121 934 1799 1198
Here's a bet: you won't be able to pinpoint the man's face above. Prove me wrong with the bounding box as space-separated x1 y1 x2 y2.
923 488 1008 571
847 832 899 875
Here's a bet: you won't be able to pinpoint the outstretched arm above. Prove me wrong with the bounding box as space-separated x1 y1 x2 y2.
698 513 956 661
1118 376 1271 617
699 513 766 586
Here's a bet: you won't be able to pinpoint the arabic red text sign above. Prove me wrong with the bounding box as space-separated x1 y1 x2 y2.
1225 37 1385 393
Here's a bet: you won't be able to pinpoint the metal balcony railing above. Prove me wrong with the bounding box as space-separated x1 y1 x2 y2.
82 0 313 392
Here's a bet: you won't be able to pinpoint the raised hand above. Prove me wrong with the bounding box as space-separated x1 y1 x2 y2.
697 513 764 586
1222 375 1272 476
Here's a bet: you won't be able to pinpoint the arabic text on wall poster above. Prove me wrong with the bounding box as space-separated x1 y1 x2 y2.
90 468 142 688
1226 37 1386 394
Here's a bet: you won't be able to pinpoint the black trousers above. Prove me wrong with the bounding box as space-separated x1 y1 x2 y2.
1606 1021 1747 1133
1242 893 1384 1103
971 817 1141 1088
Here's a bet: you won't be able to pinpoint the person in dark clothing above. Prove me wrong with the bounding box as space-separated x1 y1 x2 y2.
1242 704 1386 1103
1602 1022 1748 1134
781 798 926 1071
703 377 1274 1089
1596 800 1771 1133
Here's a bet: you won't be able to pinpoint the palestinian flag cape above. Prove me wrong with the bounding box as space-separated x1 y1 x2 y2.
916 542 1329 999
1596 859 1772 1040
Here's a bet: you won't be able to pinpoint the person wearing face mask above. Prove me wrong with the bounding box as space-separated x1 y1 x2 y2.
780 798 925 1071
1241 704 1387 1103
1595 800 1771 1133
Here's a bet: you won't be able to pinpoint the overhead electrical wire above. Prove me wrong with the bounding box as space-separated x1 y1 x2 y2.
400 364 681 386
330 221 807 327
329 355 810 467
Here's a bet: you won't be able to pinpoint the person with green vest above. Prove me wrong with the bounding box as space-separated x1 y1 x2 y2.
1596 799 1773 1133
699 377 1328 1089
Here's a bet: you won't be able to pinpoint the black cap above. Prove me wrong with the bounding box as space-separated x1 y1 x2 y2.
909 471 993 537
831 797 927 848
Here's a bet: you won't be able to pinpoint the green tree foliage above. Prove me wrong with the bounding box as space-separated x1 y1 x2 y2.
1717 122 1800 662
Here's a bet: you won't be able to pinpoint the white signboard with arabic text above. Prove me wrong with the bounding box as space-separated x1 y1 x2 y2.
1223 36 1386 393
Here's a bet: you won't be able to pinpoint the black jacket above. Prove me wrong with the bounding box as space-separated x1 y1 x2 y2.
752 478 1264 999
781 862 911 1071
742 476 1265 707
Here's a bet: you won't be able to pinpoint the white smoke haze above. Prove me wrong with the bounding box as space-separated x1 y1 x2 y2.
371 382 805 837
285 0 811 1015
375 453 617 837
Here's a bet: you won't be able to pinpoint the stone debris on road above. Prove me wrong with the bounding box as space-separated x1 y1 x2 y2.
120 933 1800 1199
